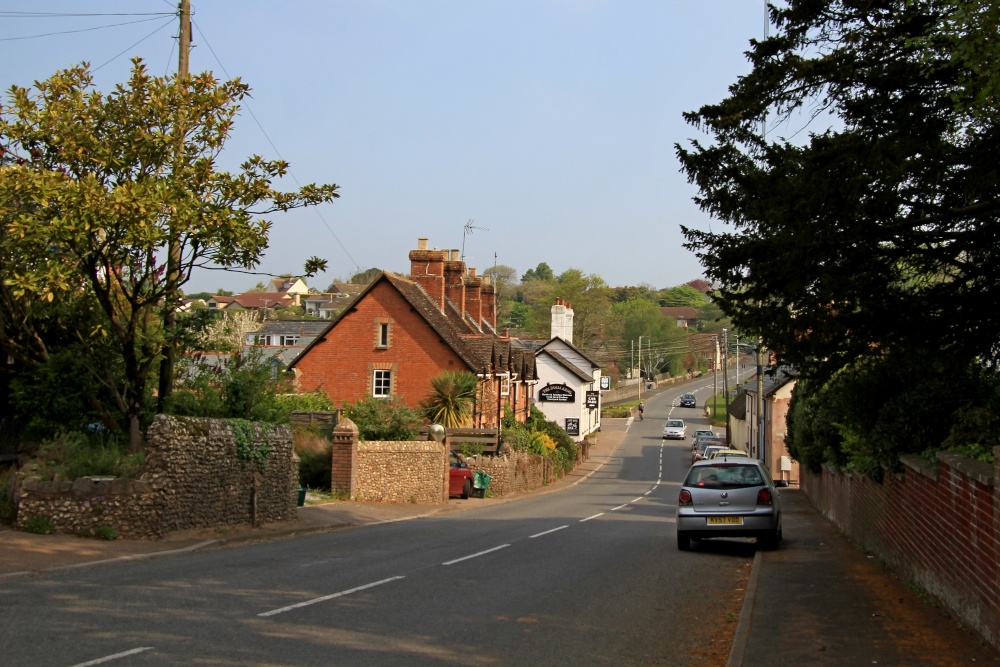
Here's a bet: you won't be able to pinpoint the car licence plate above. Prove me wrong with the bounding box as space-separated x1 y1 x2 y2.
707 516 743 525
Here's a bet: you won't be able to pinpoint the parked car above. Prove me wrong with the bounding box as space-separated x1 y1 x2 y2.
679 393 697 408
708 448 750 460
449 451 474 499
691 436 725 462
676 458 789 551
693 429 716 440
662 419 687 440
697 444 728 462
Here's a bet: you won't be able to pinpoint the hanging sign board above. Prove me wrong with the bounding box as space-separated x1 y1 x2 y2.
585 391 599 409
539 384 575 402
600 376 611 391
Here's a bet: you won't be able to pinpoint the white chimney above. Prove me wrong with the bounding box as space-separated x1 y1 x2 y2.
551 298 574 343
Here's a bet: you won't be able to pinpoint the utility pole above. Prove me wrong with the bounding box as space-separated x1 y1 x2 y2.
712 336 718 416
756 338 765 462
722 328 730 445
735 333 740 385
157 0 191 410
637 336 643 403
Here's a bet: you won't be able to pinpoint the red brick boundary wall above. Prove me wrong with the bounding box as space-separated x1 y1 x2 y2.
801 448 1000 652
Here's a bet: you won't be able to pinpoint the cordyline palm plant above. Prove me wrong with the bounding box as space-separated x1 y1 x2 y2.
421 371 478 428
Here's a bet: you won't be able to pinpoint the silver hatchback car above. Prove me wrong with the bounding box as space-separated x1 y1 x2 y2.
675 458 789 551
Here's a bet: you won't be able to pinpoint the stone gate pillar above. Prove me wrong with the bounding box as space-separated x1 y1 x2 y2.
331 418 359 499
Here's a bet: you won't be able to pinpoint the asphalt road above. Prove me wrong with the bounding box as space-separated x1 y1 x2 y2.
0 378 751 666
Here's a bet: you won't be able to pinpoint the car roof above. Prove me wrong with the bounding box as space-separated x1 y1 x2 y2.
665 419 685 426
689 457 763 469
709 448 749 458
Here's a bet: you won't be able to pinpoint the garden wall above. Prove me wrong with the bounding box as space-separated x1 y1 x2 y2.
801 448 1000 653
355 440 447 503
470 452 553 496
16 415 298 539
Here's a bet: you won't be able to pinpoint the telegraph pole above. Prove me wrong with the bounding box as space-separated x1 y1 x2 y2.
722 329 730 445
156 0 191 410
756 338 765 462
712 336 718 416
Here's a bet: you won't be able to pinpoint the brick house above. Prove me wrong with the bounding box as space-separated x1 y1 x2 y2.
288 238 537 427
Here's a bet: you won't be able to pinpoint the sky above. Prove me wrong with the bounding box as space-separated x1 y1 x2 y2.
1 1 769 295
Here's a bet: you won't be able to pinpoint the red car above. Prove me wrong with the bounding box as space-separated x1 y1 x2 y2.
449 451 474 499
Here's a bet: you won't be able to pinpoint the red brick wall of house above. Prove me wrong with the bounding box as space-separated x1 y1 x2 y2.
801 450 1000 652
293 281 472 408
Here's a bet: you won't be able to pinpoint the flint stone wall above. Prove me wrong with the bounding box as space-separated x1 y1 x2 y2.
355 440 447 503
471 453 553 496
16 415 297 539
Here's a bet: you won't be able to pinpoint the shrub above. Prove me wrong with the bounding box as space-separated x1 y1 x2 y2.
93 525 118 541
0 468 16 525
344 396 422 441
295 429 333 490
32 431 144 481
23 515 54 535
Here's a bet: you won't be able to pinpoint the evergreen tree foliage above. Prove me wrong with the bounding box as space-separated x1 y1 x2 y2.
677 0 1000 375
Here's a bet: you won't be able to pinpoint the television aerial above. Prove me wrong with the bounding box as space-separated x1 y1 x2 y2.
461 219 489 262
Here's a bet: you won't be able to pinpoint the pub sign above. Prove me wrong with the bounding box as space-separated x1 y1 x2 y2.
539 383 575 402
565 418 580 436
585 390 599 409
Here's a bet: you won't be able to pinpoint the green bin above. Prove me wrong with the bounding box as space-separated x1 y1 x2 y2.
297 486 307 507
473 471 492 498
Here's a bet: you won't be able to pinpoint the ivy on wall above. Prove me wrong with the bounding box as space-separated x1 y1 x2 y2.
230 419 272 471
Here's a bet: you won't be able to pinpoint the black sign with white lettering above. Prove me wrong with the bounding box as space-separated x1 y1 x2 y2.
586 391 599 409
565 418 580 436
539 384 575 402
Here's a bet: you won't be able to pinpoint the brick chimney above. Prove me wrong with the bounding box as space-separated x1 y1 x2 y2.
408 238 447 311
444 249 466 317
481 274 496 330
464 267 483 327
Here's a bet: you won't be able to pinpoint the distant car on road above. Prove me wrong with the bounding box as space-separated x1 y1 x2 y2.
449 451 474 499
662 419 687 440
679 393 697 408
693 429 715 440
676 458 789 551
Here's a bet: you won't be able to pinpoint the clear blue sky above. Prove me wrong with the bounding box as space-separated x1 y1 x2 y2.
1 1 768 295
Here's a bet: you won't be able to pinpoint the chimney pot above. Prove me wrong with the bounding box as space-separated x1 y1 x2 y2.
417 237 428 250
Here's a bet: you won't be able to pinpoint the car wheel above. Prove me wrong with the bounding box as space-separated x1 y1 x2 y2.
461 478 472 499
677 532 691 551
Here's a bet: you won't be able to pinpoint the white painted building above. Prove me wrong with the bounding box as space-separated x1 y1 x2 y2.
533 299 602 438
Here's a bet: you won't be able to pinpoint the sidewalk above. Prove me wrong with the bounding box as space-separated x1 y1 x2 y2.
729 488 1000 666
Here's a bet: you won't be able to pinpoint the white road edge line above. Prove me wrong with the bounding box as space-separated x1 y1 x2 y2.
631 497 644 503
258 576 405 617
69 647 154 667
580 513 604 522
610 504 629 511
529 525 569 539
442 544 509 566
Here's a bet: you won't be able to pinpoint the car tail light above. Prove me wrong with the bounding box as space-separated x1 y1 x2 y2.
678 489 693 506
757 488 773 505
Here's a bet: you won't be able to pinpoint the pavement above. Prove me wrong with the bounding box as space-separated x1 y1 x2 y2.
2 417 998 666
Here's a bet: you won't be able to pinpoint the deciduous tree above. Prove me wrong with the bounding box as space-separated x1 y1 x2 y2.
0 60 340 449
